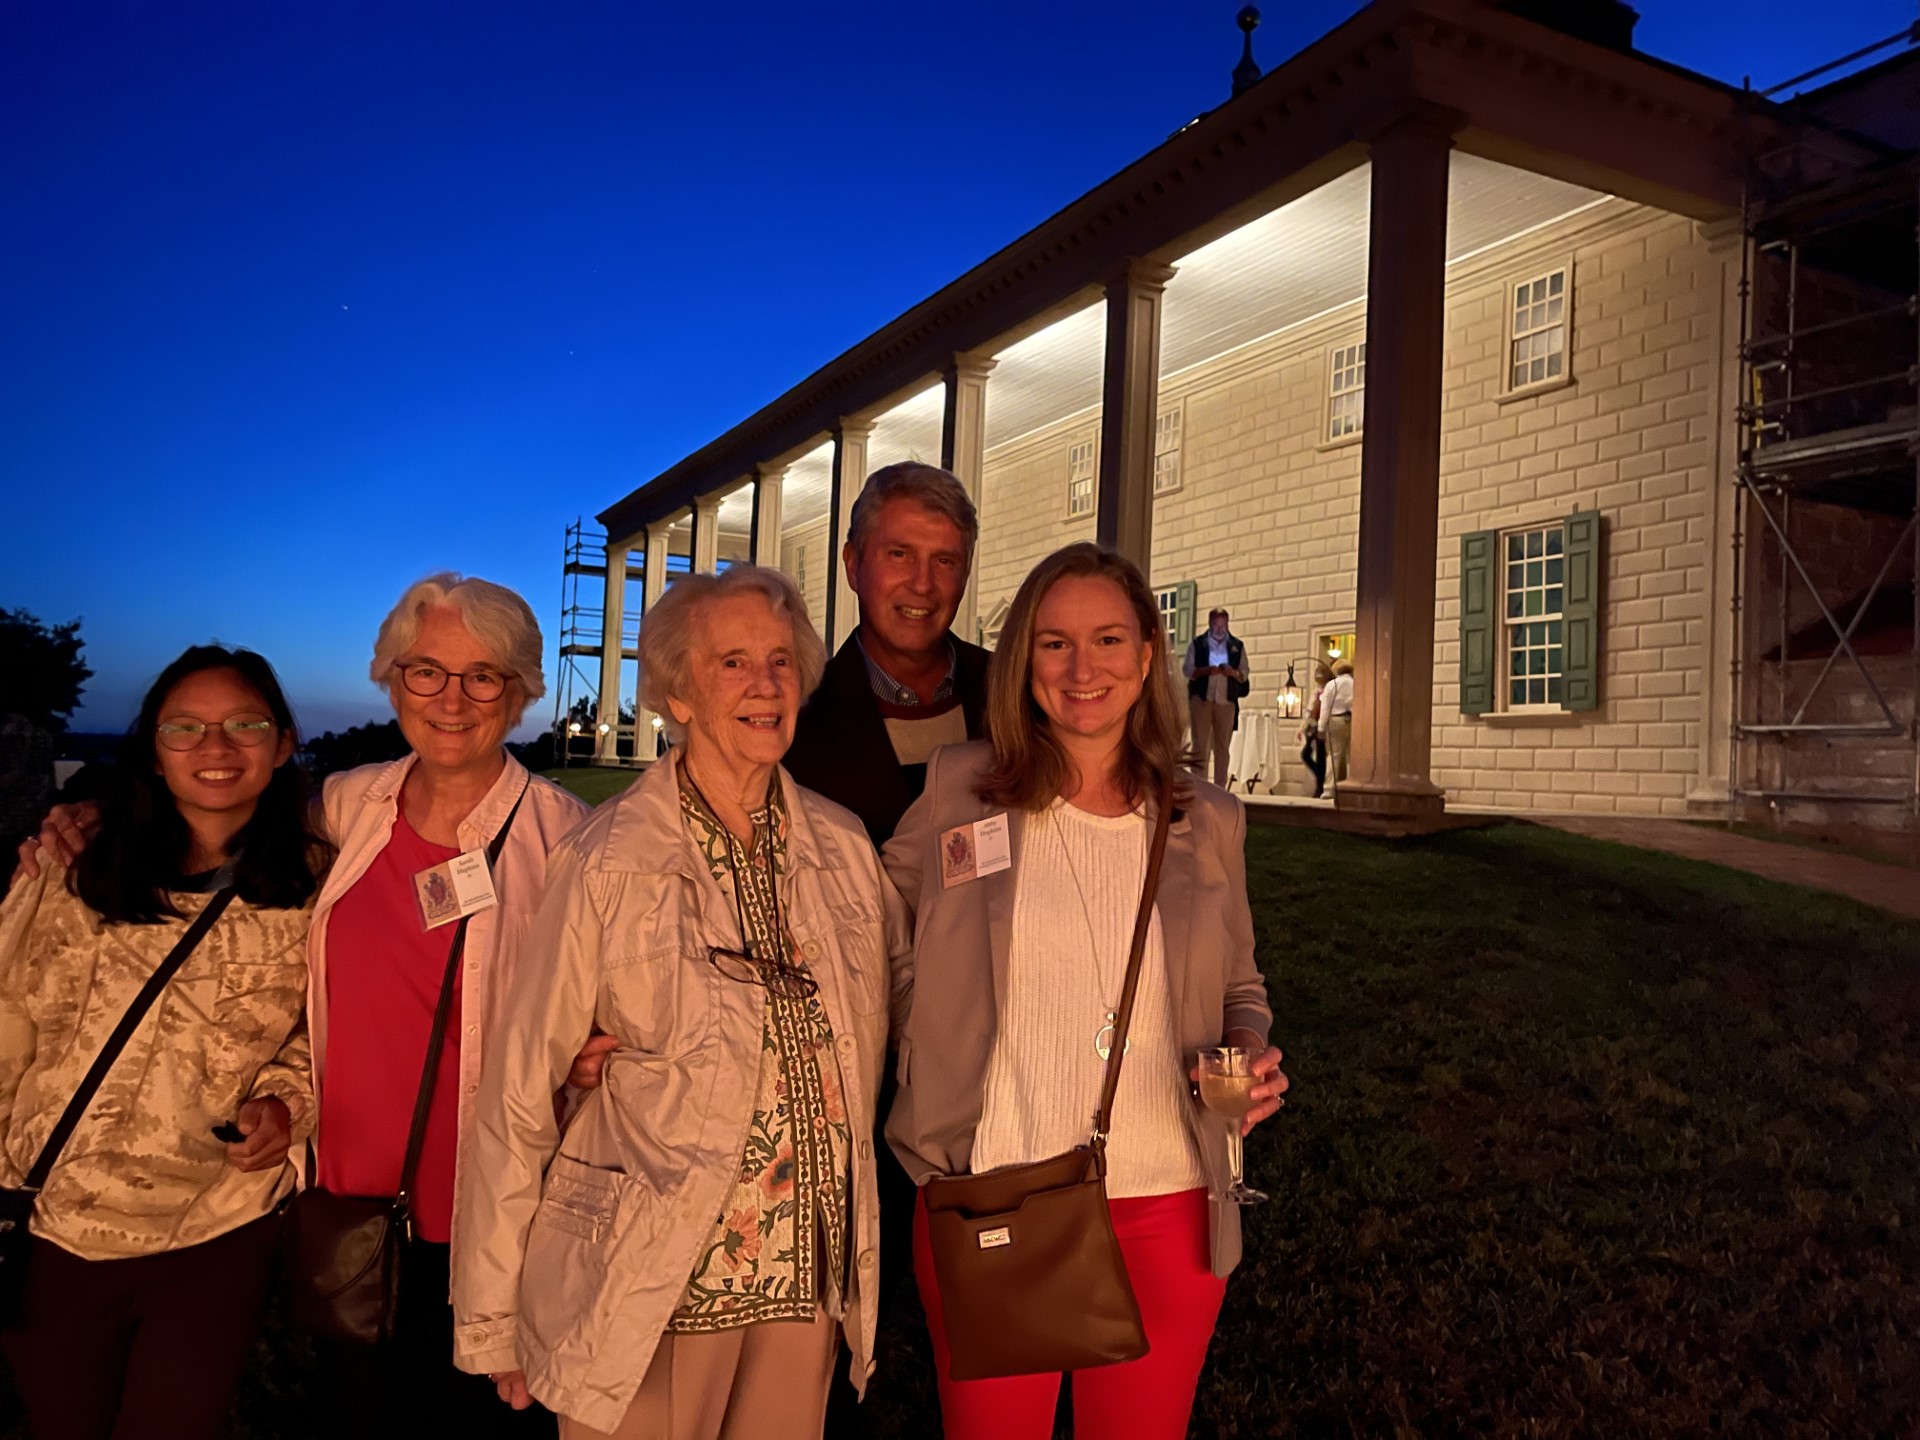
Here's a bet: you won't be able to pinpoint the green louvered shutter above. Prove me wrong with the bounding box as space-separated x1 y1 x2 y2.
1174 581 1197 650
1561 510 1601 711
1459 529 1497 716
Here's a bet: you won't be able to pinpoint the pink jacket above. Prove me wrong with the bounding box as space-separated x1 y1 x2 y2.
307 752 590 1274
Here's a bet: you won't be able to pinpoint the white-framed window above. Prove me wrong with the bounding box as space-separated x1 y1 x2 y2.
1508 267 1568 391
1503 524 1565 708
1153 405 1183 495
1327 341 1366 441
1155 581 1196 655
1066 437 1096 518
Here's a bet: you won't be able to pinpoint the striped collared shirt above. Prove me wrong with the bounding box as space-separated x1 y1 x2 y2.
856 629 956 708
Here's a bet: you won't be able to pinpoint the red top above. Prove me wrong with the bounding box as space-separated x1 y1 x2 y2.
317 810 466 1244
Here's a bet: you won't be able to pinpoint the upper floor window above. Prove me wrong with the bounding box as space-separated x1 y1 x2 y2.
1327 341 1366 441
1153 405 1183 495
1509 268 1568 391
1067 438 1096 519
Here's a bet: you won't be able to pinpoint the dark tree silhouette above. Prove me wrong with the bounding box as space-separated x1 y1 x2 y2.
299 719 410 780
0 609 91 736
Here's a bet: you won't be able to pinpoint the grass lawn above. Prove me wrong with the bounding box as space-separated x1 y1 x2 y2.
541 764 642 807
5 821 1916 1436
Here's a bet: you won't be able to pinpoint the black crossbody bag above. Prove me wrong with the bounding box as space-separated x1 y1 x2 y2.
0 874 239 1326
285 783 525 1346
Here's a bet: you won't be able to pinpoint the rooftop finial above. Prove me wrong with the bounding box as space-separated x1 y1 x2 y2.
1232 7 1262 97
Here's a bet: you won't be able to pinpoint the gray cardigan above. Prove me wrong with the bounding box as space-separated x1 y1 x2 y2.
880 740 1272 1277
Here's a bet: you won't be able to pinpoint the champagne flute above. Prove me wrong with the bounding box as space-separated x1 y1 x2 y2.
1197 1046 1268 1204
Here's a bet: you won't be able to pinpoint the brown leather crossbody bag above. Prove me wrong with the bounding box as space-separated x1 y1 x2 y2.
285 782 525 1345
920 785 1173 1381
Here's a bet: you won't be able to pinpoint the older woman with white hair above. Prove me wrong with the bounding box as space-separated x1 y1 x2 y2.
300 573 591 1439
455 564 907 1440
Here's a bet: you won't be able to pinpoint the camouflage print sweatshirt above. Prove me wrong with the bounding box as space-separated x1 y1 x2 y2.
0 861 312 1260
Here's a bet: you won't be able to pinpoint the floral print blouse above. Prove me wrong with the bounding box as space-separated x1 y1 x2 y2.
669 774 853 1332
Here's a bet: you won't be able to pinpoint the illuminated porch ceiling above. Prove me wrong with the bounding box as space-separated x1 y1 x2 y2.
983 154 1606 450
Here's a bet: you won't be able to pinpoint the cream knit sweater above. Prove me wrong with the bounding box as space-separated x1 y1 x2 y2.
971 800 1205 1199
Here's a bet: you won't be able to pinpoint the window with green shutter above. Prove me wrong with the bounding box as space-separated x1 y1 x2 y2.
1156 581 1198 657
1460 511 1601 716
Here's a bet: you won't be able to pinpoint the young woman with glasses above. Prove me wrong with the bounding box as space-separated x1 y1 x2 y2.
18 577 616 1437
0 644 330 1440
455 565 909 1440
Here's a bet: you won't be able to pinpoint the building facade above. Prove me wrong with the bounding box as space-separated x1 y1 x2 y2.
580 0 1917 826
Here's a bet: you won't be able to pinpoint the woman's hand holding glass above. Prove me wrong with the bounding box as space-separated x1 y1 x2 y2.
1191 1039 1287 1206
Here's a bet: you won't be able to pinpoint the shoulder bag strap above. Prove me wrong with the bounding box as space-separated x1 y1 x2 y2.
1090 780 1174 1145
22 872 239 1193
392 778 529 1224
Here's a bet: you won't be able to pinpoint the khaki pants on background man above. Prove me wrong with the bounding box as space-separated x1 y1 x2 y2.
1187 698 1236 790
1326 713 1352 793
559 1309 838 1440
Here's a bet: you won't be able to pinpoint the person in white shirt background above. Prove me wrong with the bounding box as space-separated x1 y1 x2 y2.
1314 660 1355 794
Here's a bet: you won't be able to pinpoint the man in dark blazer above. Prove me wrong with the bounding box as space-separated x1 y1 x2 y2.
785 462 990 847
786 461 988 1434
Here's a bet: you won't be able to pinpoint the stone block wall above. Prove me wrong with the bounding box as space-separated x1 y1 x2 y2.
970 196 1738 814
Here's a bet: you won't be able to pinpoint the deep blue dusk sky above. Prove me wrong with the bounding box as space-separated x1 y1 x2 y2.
3 0 1911 739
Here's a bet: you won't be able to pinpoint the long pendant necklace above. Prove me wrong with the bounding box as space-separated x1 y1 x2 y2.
1050 804 1140 1062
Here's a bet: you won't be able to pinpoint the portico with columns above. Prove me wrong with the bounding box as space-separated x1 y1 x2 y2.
588 0 1761 819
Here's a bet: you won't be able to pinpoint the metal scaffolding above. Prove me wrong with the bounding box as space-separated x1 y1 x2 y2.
1731 27 1920 826
553 519 641 763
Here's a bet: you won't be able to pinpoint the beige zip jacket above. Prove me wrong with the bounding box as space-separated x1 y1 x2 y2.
308 752 589 1266
451 752 910 1434
0 862 312 1260
883 740 1272 1277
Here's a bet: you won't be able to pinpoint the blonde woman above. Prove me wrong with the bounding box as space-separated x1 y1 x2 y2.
1299 660 1332 797
883 541 1287 1439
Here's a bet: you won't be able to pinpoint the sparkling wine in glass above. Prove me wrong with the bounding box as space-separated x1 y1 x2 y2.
1197 1046 1268 1204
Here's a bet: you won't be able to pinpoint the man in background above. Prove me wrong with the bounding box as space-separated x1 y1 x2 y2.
783 462 988 1435
1182 606 1250 789
784 462 988 845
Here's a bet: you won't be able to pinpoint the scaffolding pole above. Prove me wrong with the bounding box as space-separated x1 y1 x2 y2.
1729 43 1920 829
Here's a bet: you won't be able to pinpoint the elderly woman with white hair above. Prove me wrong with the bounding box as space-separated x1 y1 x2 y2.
301 573 590 1438
455 564 908 1440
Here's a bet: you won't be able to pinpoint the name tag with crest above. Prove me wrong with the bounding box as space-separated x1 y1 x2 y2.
413 851 499 930
940 813 1012 889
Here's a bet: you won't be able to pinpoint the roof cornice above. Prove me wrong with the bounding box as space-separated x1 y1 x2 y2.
599 0 1758 539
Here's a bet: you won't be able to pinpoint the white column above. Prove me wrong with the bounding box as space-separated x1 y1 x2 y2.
827 420 873 649
942 352 995 642
594 544 628 764
1096 260 1176 568
750 464 786 566
1337 114 1455 818
634 517 676 756
691 494 723 575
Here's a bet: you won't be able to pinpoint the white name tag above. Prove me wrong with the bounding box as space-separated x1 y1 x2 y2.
413 850 499 930
940 813 1014 889
977 1226 1011 1249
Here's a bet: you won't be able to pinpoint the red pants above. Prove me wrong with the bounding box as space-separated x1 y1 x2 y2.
913 1186 1227 1440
